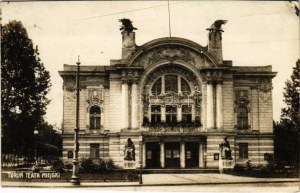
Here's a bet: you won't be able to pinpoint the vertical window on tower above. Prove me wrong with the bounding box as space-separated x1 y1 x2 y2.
151 77 162 95
90 144 100 159
237 106 248 129
239 143 248 159
165 75 178 93
90 106 101 129
182 105 192 124
166 105 177 126
151 105 161 125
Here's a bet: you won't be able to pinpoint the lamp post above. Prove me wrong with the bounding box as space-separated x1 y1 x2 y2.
70 56 81 185
139 136 143 184
33 129 39 172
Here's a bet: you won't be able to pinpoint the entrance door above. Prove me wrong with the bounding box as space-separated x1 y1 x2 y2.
185 142 199 168
146 142 160 168
165 142 180 168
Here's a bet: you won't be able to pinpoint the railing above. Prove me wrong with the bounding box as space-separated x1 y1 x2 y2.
142 126 204 135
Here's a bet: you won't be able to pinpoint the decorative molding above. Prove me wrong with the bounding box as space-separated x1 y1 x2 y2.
148 46 195 66
259 79 272 93
203 71 223 84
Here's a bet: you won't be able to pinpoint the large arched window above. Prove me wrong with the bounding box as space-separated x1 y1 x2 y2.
90 106 101 129
151 75 191 95
237 106 248 129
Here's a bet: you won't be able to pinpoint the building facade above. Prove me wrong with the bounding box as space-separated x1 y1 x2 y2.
59 20 277 169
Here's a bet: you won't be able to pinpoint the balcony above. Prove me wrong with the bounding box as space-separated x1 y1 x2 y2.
141 121 205 136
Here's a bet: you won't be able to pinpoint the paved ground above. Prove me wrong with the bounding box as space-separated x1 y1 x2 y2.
1 173 299 188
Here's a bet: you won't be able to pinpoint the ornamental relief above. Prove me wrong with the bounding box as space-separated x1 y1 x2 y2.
148 46 195 66
203 71 223 84
87 88 104 109
259 79 272 93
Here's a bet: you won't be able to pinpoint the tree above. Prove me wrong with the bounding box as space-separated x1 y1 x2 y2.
1 21 51 157
274 60 300 168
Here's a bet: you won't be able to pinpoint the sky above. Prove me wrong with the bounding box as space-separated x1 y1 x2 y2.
1 1 299 126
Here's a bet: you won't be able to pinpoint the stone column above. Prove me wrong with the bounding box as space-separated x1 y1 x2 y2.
121 81 129 129
199 143 204 168
161 105 166 122
180 141 185 168
142 142 146 168
161 75 165 94
191 104 195 122
216 82 223 129
177 106 182 122
131 81 138 129
206 83 214 129
160 141 165 168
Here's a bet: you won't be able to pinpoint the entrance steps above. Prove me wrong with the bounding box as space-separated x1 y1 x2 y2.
142 168 219 174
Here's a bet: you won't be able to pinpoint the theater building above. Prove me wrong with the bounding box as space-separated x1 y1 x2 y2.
59 20 276 169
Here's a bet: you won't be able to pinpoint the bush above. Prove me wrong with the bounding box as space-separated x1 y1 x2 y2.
52 159 65 173
246 159 252 171
80 158 97 173
79 157 116 173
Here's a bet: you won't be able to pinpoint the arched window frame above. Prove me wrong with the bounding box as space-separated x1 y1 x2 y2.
150 74 192 96
87 105 102 130
236 105 249 129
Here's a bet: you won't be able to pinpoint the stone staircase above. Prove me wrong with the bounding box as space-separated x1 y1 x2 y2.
141 168 219 174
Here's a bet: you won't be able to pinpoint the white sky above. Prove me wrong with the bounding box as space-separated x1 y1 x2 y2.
1 1 299 126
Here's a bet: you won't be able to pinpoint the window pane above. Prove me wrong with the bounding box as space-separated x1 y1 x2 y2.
237 106 248 129
90 144 100 159
96 117 100 129
90 106 100 114
165 75 178 93
151 77 161 95
181 78 191 94
239 143 248 159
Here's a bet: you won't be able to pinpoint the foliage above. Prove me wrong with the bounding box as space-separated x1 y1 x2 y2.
1 20 52 157
245 159 252 171
79 157 116 173
274 59 300 170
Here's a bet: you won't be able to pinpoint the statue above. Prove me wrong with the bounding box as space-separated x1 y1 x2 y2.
219 137 232 159
207 20 227 31
124 138 135 161
119 18 137 33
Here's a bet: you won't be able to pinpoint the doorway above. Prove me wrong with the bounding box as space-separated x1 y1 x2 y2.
185 142 199 168
146 142 160 168
165 142 180 168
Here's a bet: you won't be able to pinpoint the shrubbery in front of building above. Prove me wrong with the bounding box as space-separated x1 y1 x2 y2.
79 157 116 173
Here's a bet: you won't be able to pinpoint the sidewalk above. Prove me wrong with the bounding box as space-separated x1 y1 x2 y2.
2 174 299 187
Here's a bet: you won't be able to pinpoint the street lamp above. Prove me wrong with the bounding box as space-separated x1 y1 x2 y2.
33 129 39 172
139 136 143 184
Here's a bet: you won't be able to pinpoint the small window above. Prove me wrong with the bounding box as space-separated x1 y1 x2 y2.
166 105 177 126
214 153 219 160
90 144 100 159
237 106 248 129
186 151 192 159
239 143 248 159
67 151 73 159
90 106 101 129
182 105 192 123
151 105 161 125
147 151 152 159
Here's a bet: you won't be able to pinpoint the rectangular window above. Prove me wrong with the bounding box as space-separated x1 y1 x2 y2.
90 144 100 159
166 105 177 126
239 143 248 159
147 151 152 159
182 105 192 123
166 150 172 158
165 75 178 93
151 105 161 125
214 153 219 160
